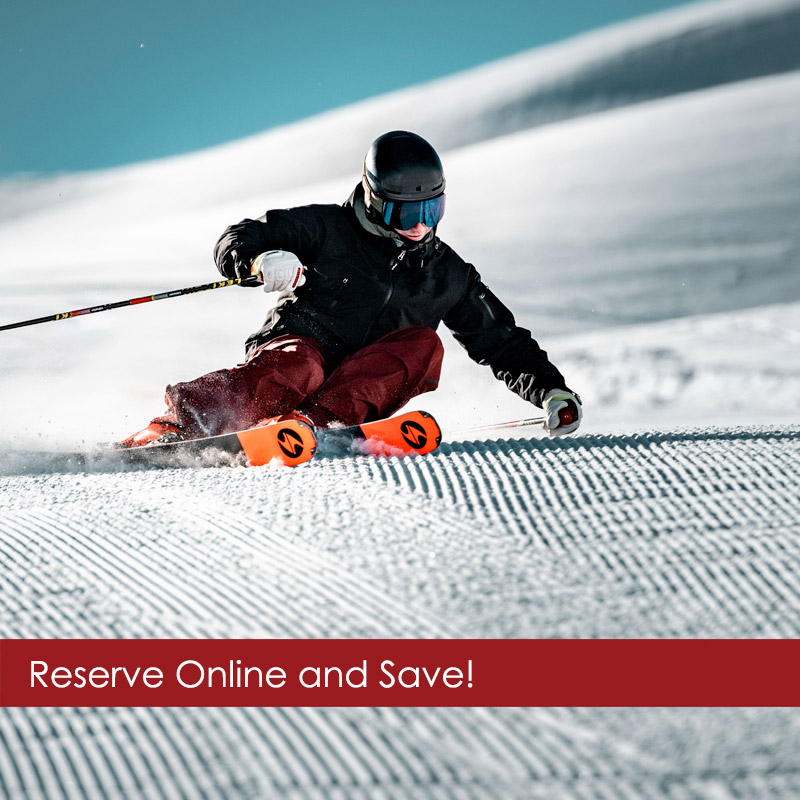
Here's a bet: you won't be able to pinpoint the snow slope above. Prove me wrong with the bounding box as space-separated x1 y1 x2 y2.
3 428 800 798
2 0 800 797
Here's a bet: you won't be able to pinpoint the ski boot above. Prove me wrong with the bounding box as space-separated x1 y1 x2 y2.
115 414 185 449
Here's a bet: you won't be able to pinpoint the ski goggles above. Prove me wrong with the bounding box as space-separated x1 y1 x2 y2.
380 194 446 230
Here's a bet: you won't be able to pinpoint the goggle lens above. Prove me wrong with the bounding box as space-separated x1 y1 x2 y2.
382 194 446 230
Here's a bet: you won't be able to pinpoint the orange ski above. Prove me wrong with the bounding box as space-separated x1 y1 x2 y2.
46 412 440 471
117 418 317 468
317 410 441 457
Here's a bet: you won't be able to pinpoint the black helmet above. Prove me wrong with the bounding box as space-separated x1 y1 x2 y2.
362 131 446 231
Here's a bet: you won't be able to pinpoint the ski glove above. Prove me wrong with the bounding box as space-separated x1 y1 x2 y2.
215 219 270 279
251 250 306 293
542 389 582 437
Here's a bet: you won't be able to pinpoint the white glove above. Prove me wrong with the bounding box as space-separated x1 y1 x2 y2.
542 389 582 437
251 250 306 293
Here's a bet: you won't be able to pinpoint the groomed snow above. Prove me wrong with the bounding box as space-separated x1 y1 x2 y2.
2 0 800 797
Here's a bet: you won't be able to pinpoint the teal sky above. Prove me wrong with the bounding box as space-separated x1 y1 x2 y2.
1 0 693 176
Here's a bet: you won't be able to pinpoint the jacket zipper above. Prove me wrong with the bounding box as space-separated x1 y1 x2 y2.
362 250 405 347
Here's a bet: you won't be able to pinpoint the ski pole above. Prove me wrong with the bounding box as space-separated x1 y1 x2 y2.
456 407 578 436
0 276 262 333
456 416 546 435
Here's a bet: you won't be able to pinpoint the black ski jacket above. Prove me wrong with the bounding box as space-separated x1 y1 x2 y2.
214 186 569 407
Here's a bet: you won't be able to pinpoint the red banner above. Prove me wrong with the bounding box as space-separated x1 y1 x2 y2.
1 639 798 707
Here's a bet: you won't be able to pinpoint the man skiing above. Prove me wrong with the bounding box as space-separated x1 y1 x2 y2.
119 130 582 447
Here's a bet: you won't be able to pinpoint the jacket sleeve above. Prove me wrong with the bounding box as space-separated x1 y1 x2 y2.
214 207 326 279
443 266 570 407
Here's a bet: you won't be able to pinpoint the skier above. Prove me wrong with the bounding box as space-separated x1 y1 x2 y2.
118 130 582 447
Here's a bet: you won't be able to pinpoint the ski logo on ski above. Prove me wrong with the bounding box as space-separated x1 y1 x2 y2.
399 419 429 450
236 420 317 467
276 426 307 459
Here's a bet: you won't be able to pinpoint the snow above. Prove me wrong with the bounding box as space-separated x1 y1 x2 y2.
2 0 800 796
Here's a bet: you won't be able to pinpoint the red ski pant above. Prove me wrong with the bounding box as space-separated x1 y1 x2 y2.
165 326 444 437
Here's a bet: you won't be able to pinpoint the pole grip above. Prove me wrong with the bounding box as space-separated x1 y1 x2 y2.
559 407 577 426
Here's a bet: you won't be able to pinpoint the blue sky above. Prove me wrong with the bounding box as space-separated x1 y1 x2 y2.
1 0 693 176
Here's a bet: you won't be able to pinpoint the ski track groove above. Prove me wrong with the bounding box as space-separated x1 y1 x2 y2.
101 709 172 800
273 707 363 789
62 710 133 800
2 427 800 797
2 509 202 636
145 709 225 800
5 705 800 800
0 521 99 638
0 711 37 800
6 708 68 800
182 506 451 639
0 503 451 640
126 709 196 800
40 710 105 800
331 709 423 788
